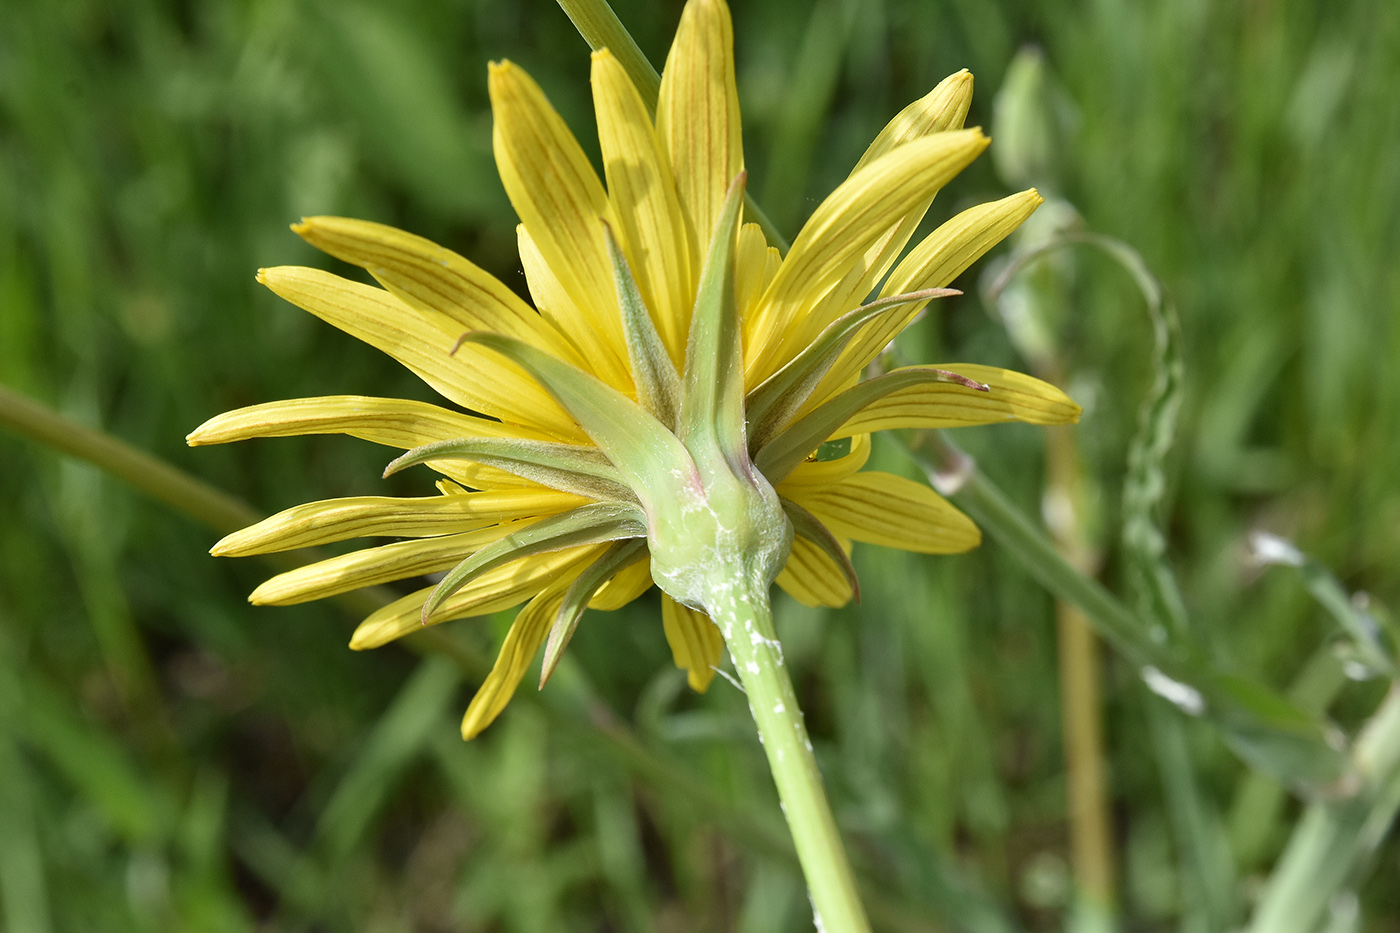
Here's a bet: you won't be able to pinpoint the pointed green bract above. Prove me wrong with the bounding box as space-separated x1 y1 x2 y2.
746 287 959 449
781 498 860 603
540 538 648 688
679 172 749 470
603 223 682 429
422 502 647 624
756 367 988 482
384 436 633 501
457 332 698 509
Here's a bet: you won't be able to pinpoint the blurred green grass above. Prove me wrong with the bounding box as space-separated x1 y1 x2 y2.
1 0 1397 929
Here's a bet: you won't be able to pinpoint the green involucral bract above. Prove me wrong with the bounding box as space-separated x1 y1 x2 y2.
647 173 792 610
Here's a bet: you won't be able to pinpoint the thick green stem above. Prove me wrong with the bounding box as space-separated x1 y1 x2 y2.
708 582 871 933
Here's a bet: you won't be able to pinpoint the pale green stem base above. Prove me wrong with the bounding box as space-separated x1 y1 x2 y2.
708 584 871 933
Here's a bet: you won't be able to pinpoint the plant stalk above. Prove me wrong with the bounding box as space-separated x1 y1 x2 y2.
1246 685 1400 933
708 583 871 933
1043 422 1117 920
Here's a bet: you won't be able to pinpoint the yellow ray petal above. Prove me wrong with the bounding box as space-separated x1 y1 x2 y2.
588 552 653 610
515 224 605 379
809 190 1045 406
186 395 559 491
775 529 854 608
592 49 694 363
656 0 743 263
251 523 534 605
884 189 1045 297
349 546 602 650
735 222 780 327
187 395 553 448
781 71 977 355
489 61 630 386
744 130 990 382
774 433 870 490
291 216 584 366
851 70 973 172
460 567 587 739
832 363 1081 436
212 489 583 556
661 596 724 692
790 471 980 554
257 267 583 440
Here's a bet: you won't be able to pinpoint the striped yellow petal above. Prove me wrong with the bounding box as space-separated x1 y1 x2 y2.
833 363 1081 436
807 190 1045 407
782 71 978 353
661 595 724 692
744 130 990 383
592 49 694 364
258 267 582 440
212 489 583 556
588 552 653 610
790 471 980 554
349 546 601 650
489 61 630 387
250 523 533 605
851 70 973 172
883 189 1044 297
735 222 780 327
656 0 743 262
775 530 854 608
186 396 552 448
774 433 870 490
291 216 584 366
514 223 603 377
460 570 579 739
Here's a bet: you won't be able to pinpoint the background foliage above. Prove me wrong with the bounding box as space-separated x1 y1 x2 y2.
1 0 1398 929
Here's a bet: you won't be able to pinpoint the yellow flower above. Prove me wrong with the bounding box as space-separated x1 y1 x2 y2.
188 0 1078 739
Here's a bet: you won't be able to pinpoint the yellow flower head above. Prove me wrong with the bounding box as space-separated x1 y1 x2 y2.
189 0 1078 738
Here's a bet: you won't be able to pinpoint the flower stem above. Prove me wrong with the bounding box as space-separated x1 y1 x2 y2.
708 583 871 933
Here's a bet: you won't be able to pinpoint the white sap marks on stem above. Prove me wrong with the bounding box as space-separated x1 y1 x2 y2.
774 701 786 715
1141 665 1206 716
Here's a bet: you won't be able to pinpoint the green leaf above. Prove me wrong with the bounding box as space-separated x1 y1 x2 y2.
746 287 958 448
679 172 749 469
423 502 647 624
780 498 859 603
384 436 633 501
539 539 648 688
457 333 696 507
756 367 987 482
603 223 681 429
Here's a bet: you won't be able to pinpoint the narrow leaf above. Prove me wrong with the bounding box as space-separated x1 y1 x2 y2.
755 367 988 482
746 287 959 447
456 332 697 503
540 538 648 688
423 502 646 624
603 223 681 428
780 498 860 603
384 436 633 501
